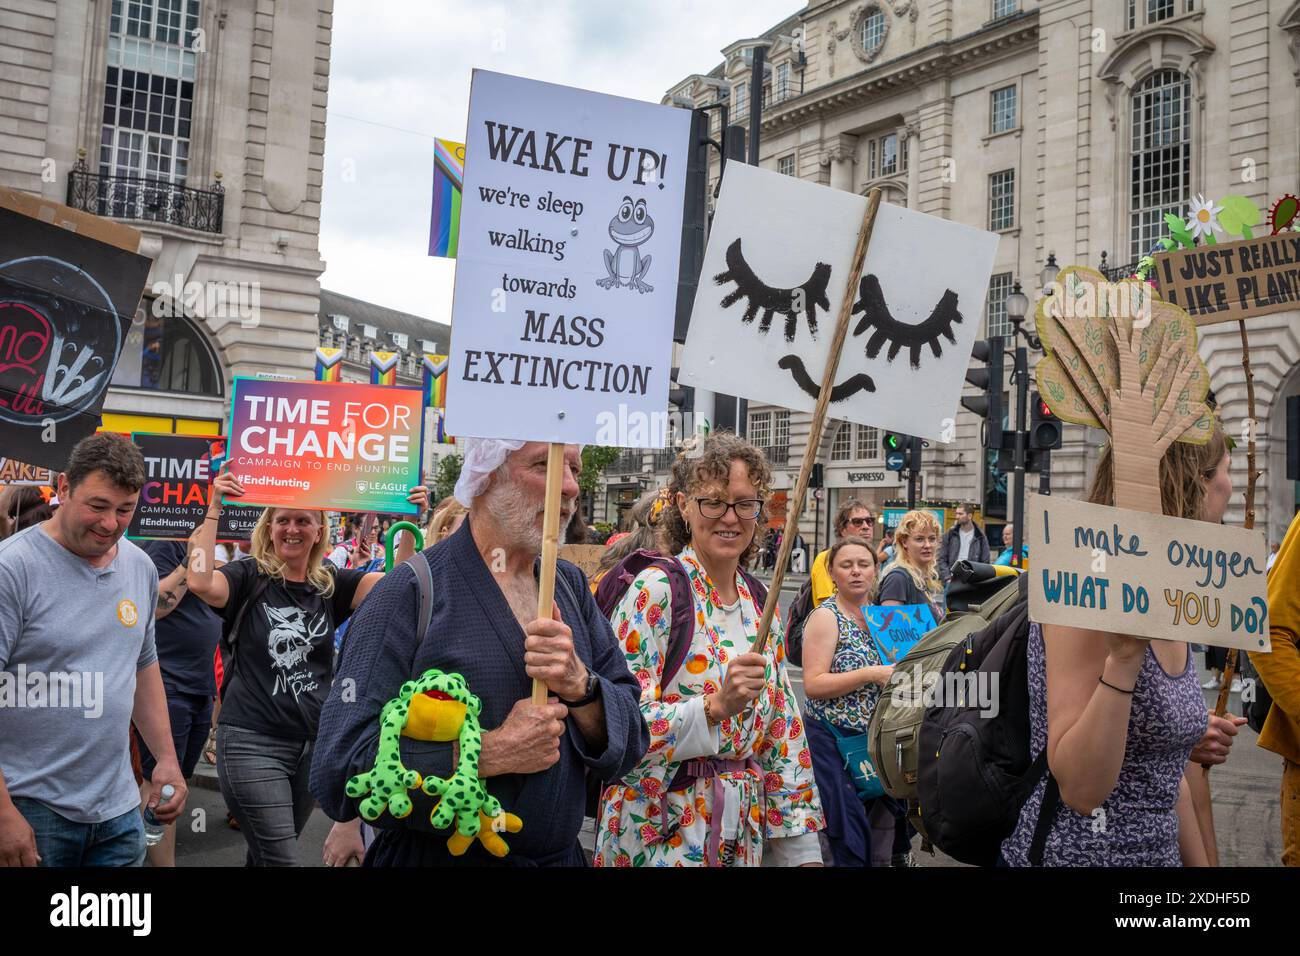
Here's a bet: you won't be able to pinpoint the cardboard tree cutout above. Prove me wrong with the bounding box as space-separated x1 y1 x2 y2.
1034 266 1214 513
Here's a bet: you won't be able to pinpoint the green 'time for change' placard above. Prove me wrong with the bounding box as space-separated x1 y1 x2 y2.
1025 493 1270 652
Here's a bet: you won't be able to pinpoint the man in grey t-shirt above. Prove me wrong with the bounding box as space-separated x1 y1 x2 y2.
0 433 188 866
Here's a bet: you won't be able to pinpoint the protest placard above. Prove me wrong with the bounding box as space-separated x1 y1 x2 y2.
128 433 261 542
225 378 425 514
559 544 604 578
678 163 999 442
864 604 938 664
0 457 57 486
445 70 689 446
0 189 151 470
1025 493 1270 652
1153 233 1300 325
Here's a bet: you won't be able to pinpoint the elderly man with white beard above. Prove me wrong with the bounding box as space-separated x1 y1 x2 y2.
310 440 648 866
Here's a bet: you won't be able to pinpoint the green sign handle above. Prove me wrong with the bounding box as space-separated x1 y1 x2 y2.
384 521 425 573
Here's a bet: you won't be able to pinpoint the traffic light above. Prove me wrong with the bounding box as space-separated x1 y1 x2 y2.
962 337 1005 450
811 463 825 488
1029 390 1063 451
881 430 906 455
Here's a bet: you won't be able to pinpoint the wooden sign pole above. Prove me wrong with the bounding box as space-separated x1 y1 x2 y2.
752 188 883 655
1192 319 1260 867
532 442 567 705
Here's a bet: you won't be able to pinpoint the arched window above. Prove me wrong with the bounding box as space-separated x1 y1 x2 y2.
1129 69 1190 260
110 301 222 396
860 7 886 57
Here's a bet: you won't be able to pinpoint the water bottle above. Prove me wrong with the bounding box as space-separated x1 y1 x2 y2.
143 784 176 846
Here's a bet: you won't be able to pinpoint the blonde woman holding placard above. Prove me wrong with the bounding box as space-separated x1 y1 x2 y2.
1000 425 1247 866
877 510 946 624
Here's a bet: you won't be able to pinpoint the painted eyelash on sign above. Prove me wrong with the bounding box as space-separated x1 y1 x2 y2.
851 274 964 369
713 238 831 343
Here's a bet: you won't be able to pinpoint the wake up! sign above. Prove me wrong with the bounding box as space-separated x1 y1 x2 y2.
225 378 424 514
1026 493 1270 652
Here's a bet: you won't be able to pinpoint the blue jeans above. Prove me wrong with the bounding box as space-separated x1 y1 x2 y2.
216 723 315 867
12 797 145 867
136 689 214 780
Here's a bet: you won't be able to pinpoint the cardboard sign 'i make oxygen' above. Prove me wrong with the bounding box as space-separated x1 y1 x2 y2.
678 163 1000 441
1025 267 1269 652
444 70 690 445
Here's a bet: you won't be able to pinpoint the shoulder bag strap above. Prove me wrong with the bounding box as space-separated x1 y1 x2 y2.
407 552 435 644
1027 753 1058 867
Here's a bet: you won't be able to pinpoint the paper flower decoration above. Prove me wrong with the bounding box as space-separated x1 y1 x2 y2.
1217 195 1261 240
1186 194 1223 242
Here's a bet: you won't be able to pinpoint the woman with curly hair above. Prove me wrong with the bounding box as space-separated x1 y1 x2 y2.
186 467 426 866
594 432 824 867
877 510 946 623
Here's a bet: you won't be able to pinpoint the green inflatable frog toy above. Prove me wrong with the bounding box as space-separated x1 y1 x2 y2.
345 669 522 857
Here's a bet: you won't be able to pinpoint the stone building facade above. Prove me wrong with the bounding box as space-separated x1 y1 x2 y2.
637 0 1300 551
1 0 334 437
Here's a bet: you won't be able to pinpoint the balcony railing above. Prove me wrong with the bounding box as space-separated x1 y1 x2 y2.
651 449 676 472
1097 252 1146 283
67 162 224 234
612 451 644 474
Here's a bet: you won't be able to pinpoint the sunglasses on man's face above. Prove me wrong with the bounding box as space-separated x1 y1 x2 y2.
847 516 874 528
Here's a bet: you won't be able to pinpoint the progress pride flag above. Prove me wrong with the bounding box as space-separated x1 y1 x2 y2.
226 377 425 514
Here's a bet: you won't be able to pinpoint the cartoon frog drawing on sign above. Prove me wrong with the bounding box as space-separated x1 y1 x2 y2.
597 196 654 293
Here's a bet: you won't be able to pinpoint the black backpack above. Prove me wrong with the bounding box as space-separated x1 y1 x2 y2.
782 579 815 667
1236 651 1273 734
915 574 1060 866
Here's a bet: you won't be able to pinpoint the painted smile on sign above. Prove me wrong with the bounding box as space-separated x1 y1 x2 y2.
714 239 831 342
773 274 963 403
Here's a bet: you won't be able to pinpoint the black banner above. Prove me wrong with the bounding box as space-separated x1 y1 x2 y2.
0 206 150 470
128 433 260 542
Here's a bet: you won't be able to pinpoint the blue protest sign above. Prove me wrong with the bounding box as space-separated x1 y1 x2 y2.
863 604 939 664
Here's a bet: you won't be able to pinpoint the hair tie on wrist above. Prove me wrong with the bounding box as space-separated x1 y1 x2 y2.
1098 676 1135 694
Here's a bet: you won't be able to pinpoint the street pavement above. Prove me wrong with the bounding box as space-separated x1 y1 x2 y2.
173 574 1284 867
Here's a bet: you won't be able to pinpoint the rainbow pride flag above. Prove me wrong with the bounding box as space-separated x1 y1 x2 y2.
422 353 449 407
432 407 454 445
314 347 343 382
370 350 400 386
428 138 465 259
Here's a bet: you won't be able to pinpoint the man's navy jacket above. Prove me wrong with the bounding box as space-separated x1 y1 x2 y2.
310 519 649 865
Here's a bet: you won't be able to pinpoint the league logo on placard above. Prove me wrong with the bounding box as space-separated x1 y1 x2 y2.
355 481 368 494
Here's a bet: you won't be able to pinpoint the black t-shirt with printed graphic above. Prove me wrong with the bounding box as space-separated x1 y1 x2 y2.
216 559 366 740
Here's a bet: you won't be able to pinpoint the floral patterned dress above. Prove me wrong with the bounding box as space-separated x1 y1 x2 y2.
593 547 824 867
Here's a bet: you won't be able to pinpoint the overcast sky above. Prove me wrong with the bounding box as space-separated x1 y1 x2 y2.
317 0 796 325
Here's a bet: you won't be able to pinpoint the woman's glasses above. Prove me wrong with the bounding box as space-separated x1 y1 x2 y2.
694 497 763 520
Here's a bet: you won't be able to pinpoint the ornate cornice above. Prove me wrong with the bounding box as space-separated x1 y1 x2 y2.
819 132 860 165
765 13 1037 133
1096 25 1215 88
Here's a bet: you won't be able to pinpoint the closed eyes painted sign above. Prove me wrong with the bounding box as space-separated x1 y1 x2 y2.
679 163 999 442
